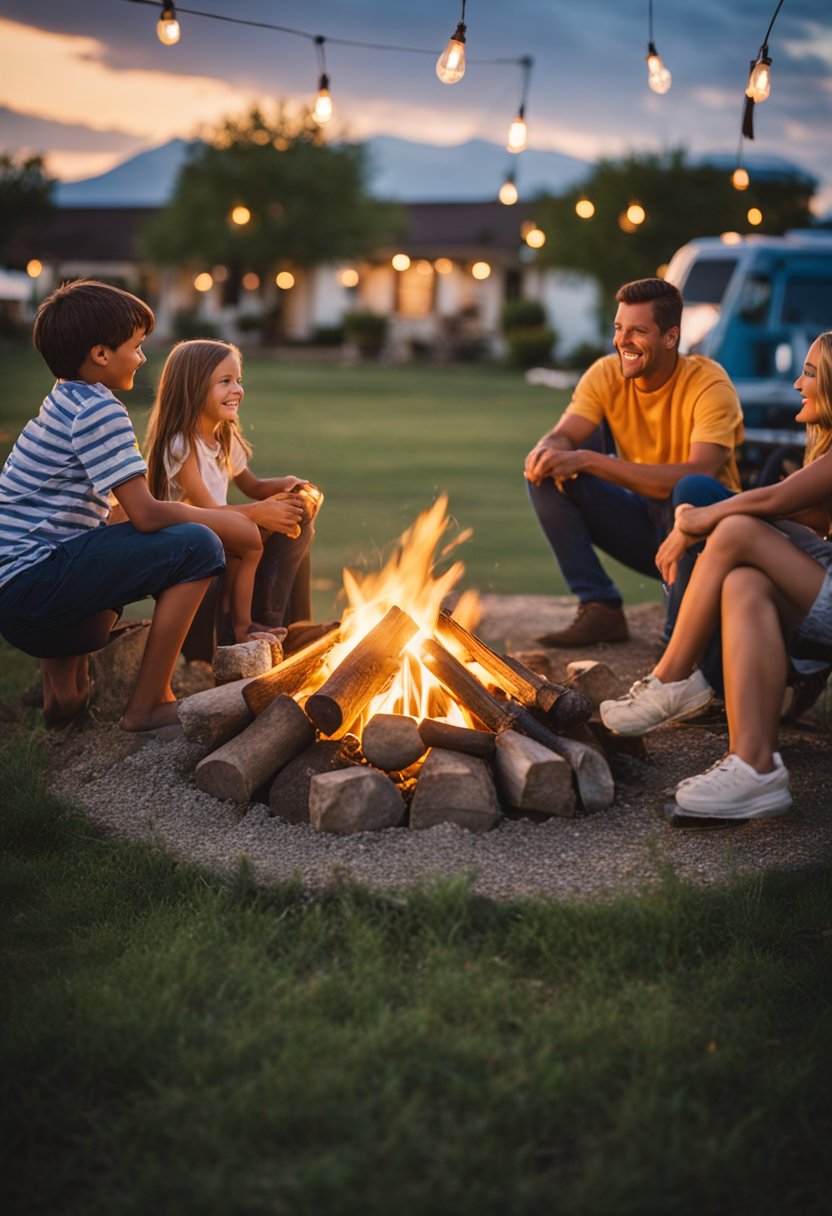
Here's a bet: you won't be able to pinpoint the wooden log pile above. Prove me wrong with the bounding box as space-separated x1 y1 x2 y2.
177 605 617 833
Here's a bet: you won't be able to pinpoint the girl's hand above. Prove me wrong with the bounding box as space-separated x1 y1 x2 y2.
251 492 305 535
674 502 719 538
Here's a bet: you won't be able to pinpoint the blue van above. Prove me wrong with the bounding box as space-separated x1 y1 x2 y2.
664 231 832 481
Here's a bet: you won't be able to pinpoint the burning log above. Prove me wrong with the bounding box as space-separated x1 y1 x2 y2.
243 626 341 715
409 748 501 832
361 714 426 772
269 736 363 823
194 694 314 802
419 637 613 813
309 767 406 834
494 730 576 817
417 718 496 759
305 606 419 737
435 610 591 730
177 679 254 751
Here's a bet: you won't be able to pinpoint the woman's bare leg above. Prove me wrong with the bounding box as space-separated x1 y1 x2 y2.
654 517 826 684
719 568 809 772
121 577 212 731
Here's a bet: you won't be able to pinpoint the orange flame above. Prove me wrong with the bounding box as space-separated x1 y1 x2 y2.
300 496 480 729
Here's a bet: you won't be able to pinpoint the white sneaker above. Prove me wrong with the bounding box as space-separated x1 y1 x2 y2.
674 752 793 819
599 670 713 736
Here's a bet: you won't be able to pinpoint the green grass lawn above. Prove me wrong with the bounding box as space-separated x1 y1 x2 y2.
0 344 663 619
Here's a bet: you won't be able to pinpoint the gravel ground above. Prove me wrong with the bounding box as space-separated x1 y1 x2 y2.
48 596 832 903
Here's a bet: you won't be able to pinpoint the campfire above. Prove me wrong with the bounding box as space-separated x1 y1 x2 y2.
177 499 615 833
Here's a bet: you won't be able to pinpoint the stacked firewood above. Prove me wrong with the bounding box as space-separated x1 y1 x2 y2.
176 607 618 834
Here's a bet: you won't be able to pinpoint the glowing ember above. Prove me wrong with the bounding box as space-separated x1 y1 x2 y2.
298 496 481 730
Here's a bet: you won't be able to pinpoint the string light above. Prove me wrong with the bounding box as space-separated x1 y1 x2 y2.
471 261 491 280
732 166 749 191
524 227 546 249
507 56 532 153
230 205 251 225
434 258 453 274
436 1 467 84
645 1 671 93
26 259 43 278
742 0 785 141
575 198 595 219
391 253 411 271
626 202 646 226
194 272 213 291
156 3 180 45
276 271 295 288
498 171 518 206
747 207 763 227
312 36 333 125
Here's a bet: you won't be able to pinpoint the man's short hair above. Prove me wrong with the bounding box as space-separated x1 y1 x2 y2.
615 278 682 337
33 279 155 379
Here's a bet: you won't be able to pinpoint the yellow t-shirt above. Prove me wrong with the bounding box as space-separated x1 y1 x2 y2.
566 353 744 492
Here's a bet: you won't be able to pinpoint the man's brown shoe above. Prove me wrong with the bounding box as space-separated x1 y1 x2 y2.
536 601 629 648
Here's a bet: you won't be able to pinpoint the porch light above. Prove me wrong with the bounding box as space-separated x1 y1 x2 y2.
194 273 213 292
575 198 595 219
416 260 434 276
276 272 295 289
471 262 491 280
436 2 467 84
26 259 43 278
156 5 180 46
230 205 251 226
338 268 359 287
434 258 453 275
392 254 411 271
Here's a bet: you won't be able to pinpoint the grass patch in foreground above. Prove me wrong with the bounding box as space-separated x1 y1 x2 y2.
2 734 831 1216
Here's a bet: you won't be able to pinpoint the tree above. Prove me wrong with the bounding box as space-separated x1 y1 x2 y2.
140 106 404 275
533 149 815 310
0 153 55 264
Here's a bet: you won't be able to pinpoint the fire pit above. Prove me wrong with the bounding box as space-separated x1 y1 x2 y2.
177 499 615 833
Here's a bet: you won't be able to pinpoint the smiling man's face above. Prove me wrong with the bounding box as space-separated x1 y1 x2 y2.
613 300 679 389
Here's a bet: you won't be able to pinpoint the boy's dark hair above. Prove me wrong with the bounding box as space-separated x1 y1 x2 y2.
615 277 682 339
33 279 155 379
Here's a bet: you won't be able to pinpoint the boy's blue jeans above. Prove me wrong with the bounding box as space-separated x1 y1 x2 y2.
0 522 224 658
527 471 735 642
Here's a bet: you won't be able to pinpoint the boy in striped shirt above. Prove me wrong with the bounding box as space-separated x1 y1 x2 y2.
0 279 258 731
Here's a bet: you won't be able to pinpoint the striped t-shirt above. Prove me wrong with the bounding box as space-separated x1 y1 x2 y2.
0 379 147 588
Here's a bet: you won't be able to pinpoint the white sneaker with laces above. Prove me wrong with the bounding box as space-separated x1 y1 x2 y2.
674 752 792 819
599 669 713 736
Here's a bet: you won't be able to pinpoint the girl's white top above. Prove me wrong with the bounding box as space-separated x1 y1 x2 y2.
164 432 248 505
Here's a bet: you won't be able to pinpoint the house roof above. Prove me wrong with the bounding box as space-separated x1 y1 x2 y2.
12 202 535 267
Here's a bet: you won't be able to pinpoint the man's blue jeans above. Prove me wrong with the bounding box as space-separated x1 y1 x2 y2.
527 471 734 641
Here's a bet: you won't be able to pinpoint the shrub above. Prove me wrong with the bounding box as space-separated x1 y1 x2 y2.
343 310 388 358
173 308 219 341
504 325 557 368
501 298 547 333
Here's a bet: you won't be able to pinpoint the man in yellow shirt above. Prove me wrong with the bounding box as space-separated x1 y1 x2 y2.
524 277 743 646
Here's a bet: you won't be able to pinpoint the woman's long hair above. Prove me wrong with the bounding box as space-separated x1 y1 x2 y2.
144 339 251 499
804 330 832 465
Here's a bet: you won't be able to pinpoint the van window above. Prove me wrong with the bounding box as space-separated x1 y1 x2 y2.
681 258 738 304
738 274 772 324
781 276 832 330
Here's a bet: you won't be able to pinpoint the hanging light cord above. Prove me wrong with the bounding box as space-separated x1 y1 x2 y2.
757 0 786 58
126 0 522 64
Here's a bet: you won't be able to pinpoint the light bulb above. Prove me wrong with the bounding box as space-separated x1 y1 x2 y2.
313 75 333 125
575 198 595 219
732 167 749 191
507 114 527 154
499 178 518 206
746 56 771 103
648 65 672 94
156 5 180 46
626 203 646 225
436 24 466 84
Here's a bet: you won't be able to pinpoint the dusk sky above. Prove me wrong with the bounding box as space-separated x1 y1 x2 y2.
1 0 829 209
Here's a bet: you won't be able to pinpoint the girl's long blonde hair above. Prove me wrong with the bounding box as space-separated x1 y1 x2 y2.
804 330 832 465
144 339 252 499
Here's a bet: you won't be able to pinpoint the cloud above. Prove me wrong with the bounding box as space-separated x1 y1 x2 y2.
0 17 251 143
